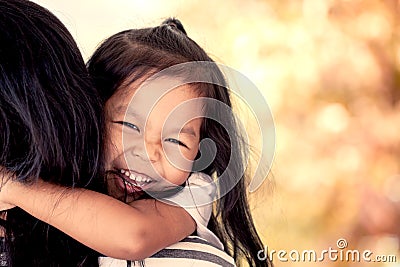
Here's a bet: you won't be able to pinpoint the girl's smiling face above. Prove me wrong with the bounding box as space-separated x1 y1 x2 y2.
104 78 203 201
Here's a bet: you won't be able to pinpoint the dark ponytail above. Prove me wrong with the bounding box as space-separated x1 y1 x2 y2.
161 18 187 35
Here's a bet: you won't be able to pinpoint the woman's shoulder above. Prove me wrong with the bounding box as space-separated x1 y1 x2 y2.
99 236 236 266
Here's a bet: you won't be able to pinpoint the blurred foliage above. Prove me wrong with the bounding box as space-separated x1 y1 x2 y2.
174 1 400 266
36 0 400 266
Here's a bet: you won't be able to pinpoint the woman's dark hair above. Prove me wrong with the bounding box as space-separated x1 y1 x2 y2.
88 18 271 267
0 0 104 266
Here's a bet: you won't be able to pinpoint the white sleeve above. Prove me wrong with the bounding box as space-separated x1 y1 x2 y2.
163 172 224 250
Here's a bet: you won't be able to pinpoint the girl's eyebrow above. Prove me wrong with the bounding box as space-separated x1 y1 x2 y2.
171 126 197 138
115 106 143 119
114 105 127 115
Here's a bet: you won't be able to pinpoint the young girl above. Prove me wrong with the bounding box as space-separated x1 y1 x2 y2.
1 19 271 266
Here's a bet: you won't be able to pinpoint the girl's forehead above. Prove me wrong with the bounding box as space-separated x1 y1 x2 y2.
115 77 199 103
107 82 202 117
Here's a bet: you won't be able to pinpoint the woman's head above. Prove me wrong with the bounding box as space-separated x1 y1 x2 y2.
0 0 103 187
0 0 103 265
88 18 269 266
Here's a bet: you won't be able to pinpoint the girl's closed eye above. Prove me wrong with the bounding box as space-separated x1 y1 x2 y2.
113 121 140 133
164 138 188 148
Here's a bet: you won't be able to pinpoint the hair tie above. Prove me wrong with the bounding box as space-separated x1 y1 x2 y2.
162 18 187 35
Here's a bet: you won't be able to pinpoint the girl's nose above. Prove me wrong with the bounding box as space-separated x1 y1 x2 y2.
130 137 161 162
144 142 161 162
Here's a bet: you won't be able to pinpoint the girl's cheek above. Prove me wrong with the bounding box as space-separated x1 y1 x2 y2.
164 168 190 186
163 145 194 172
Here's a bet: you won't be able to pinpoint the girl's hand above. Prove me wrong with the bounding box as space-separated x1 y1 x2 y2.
0 169 17 211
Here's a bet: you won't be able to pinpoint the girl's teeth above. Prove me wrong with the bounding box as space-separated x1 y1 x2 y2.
120 169 151 183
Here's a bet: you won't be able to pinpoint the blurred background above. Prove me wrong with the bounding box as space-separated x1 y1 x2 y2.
32 0 400 266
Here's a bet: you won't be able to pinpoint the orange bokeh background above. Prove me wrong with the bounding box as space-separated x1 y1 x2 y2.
33 1 400 266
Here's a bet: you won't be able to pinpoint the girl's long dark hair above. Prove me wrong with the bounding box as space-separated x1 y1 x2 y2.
88 18 271 267
0 0 105 266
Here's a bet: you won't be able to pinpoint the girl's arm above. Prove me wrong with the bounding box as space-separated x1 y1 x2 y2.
0 178 195 260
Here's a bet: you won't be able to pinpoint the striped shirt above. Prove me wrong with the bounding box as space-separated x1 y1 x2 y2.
99 236 236 267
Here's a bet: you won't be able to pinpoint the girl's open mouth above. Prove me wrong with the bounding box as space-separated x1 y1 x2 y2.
114 168 154 193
